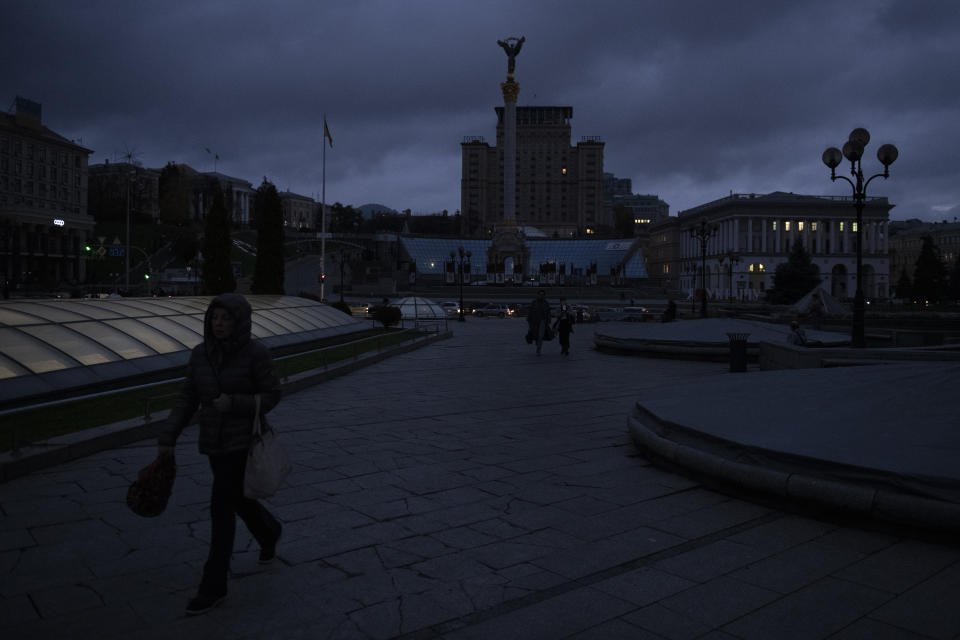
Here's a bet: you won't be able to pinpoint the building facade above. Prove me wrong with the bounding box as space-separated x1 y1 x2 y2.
604 172 670 232
461 106 605 238
676 192 894 301
88 161 161 222
641 216 681 292
888 220 960 284
189 171 253 227
0 97 94 293
279 190 316 231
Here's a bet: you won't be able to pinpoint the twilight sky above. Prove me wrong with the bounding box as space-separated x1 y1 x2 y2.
4 0 959 222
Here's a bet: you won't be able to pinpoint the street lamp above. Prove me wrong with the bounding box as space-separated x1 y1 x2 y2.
689 218 718 318
450 246 471 322
718 250 741 303
822 127 898 348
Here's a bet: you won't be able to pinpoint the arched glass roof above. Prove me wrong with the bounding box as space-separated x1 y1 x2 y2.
0 296 366 406
400 237 648 278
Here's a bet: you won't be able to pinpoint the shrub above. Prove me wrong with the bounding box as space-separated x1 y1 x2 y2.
373 305 402 328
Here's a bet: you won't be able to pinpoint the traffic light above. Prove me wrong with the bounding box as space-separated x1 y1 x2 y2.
319 273 326 284
144 274 150 280
85 245 92 252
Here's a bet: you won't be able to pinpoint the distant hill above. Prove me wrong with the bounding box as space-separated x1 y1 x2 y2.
357 203 398 219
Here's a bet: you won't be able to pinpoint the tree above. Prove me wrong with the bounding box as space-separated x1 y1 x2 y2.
613 205 635 238
769 240 821 304
252 179 285 294
201 181 236 295
158 162 191 225
912 236 948 303
894 267 912 300
328 202 363 233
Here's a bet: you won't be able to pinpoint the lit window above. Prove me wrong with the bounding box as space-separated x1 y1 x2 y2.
811 222 818 231
840 222 845 231
785 221 791 231
561 168 567 175
663 265 670 274
852 222 858 232
772 221 777 230
798 221 804 231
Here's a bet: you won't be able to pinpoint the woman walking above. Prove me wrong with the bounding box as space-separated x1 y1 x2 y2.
158 293 283 615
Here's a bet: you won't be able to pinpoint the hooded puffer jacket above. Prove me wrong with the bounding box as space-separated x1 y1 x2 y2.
158 293 282 455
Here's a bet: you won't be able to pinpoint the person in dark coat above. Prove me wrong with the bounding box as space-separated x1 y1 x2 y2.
158 293 283 615
526 289 552 355
553 306 574 356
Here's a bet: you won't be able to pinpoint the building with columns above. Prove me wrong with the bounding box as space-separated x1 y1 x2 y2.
677 192 894 301
191 171 253 227
0 97 94 294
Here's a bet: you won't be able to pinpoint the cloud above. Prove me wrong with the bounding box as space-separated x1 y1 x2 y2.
3 0 959 219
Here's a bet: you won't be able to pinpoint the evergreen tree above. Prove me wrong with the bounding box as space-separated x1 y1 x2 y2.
894 267 912 300
158 162 191 225
252 179 285 294
201 181 236 295
769 240 821 304
912 236 948 303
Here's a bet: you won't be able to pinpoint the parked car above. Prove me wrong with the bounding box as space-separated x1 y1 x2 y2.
473 303 513 318
440 301 460 316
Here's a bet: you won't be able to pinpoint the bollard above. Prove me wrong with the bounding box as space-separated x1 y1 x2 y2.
727 332 750 372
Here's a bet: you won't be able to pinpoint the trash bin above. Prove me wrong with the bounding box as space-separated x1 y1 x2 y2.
727 332 750 373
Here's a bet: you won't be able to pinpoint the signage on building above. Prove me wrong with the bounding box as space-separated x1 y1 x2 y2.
53 219 65 227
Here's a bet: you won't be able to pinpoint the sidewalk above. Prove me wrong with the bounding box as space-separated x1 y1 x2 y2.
2 319 959 639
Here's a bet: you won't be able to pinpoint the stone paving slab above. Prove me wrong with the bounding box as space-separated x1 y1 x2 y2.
1 318 959 639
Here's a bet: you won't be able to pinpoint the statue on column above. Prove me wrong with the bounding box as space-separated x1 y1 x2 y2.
497 36 525 78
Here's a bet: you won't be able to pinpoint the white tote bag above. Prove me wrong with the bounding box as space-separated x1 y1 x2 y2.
244 394 292 499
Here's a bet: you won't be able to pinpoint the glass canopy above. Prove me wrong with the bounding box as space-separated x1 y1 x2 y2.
0 296 366 406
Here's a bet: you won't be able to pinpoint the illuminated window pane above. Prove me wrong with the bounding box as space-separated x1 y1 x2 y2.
22 324 122 366
785 221 791 231
798 221 804 231
69 321 156 359
0 327 79 373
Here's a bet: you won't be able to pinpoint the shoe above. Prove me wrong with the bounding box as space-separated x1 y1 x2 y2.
186 590 226 615
259 525 282 565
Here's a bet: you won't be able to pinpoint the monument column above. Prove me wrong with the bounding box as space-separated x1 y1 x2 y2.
501 79 519 225
497 36 524 227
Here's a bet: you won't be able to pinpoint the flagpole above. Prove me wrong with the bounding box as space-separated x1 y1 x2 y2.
320 114 327 301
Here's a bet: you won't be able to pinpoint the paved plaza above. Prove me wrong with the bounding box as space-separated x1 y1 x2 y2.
2 318 959 639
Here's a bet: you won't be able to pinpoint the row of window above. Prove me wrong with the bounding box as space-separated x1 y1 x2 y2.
0 176 80 202
0 158 80 185
0 137 81 168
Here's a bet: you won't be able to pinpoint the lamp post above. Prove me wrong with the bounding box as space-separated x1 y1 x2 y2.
450 246 471 322
718 250 741 303
822 128 898 348
689 218 718 318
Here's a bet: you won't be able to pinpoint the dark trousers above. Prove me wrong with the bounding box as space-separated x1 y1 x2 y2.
202 450 280 593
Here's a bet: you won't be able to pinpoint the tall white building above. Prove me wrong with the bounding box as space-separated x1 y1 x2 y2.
678 192 894 301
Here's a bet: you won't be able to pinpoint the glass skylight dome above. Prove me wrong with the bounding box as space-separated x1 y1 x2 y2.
0 296 365 407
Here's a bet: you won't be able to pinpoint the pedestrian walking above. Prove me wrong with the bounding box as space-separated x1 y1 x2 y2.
553 306 574 356
526 289 552 355
157 293 283 615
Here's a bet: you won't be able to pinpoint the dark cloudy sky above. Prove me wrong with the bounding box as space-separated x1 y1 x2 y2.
4 0 959 221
